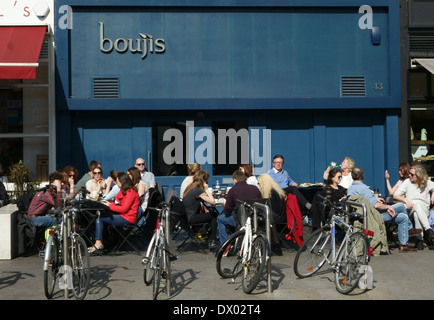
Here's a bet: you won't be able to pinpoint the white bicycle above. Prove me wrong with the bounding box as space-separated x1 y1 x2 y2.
215 200 269 294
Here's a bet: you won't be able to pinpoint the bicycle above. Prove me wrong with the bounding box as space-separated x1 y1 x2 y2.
293 194 373 294
215 200 269 294
42 189 91 300
142 202 177 300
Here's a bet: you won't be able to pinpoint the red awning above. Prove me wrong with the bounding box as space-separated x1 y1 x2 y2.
0 26 47 79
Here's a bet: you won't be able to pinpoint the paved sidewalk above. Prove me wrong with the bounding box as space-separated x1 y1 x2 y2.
0 236 433 302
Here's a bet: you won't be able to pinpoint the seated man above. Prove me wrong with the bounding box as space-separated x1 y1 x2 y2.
268 154 311 211
217 170 262 244
27 172 64 228
347 167 420 253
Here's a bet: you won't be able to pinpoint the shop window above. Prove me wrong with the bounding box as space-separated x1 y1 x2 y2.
409 71 428 98
212 121 248 176
152 122 188 177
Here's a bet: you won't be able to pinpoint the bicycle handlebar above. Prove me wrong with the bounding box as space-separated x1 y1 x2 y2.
235 199 254 212
317 194 363 221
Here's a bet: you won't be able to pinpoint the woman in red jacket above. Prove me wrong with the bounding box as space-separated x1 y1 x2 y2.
89 172 140 253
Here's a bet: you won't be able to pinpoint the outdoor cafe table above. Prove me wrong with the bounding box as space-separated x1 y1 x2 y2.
297 183 324 204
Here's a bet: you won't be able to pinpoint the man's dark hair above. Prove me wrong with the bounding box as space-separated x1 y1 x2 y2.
88 160 100 172
232 170 246 182
48 172 65 184
273 154 284 163
351 167 364 181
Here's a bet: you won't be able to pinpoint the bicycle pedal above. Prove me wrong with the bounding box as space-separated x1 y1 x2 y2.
38 250 45 259
169 255 178 262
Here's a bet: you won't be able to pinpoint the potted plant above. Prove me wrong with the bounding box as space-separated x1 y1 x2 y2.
8 160 39 200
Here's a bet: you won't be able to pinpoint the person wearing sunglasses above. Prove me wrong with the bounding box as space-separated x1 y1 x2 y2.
393 165 434 250
135 158 156 189
86 167 107 201
311 168 347 230
89 172 140 254
75 160 101 191
347 167 418 253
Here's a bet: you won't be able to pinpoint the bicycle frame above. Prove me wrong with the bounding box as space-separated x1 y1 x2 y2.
143 204 172 298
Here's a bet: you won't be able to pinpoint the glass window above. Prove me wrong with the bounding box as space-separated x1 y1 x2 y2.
212 121 248 176
152 122 189 177
409 72 427 97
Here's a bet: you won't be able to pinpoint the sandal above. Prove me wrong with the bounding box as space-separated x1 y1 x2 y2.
88 245 104 254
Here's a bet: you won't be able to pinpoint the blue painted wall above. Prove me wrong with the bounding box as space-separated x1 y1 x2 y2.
54 0 402 197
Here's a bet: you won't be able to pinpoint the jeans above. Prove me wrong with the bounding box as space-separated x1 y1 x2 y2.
381 203 412 245
217 214 236 244
31 216 56 228
95 215 131 240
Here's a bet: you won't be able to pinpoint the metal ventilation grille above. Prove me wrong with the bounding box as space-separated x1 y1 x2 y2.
340 76 366 97
409 33 434 57
93 78 119 98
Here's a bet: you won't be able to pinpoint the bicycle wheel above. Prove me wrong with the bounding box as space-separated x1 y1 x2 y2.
70 235 91 300
216 230 245 279
241 235 267 294
143 238 155 285
152 245 162 300
44 235 60 299
293 228 331 278
335 231 369 294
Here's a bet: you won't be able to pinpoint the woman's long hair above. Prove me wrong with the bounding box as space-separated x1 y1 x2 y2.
325 168 342 187
127 166 141 185
117 172 135 195
183 170 209 197
257 174 286 199
399 162 411 180
412 164 429 190
240 163 254 178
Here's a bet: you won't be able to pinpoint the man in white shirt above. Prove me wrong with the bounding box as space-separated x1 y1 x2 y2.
135 158 155 188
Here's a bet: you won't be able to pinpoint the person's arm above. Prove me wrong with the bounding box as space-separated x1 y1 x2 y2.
109 190 135 214
385 170 395 195
198 184 215 205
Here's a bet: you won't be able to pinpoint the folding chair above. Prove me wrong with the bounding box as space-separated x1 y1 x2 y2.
107 190 162 254
169 197 210 254
108 211 149 254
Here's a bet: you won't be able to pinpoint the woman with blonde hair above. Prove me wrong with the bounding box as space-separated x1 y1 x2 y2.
257 174 287 254
323 156 355 189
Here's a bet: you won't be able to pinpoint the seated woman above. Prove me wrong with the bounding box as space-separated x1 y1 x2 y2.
127 166 148 217
239 163 259 188
180 163 202 200
89 172 140 253
257 175 287 251
86 167 107 200
182 170 218 249
310 168 347 229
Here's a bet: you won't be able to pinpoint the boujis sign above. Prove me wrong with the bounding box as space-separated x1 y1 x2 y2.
99 22 166 59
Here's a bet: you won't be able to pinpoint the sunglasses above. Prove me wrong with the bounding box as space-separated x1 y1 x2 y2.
93 171 102 175
69 174 75 177
135 163 145 166
409 173 415 177
337 176 342 179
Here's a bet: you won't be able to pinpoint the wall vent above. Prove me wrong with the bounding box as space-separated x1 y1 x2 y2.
340 76 366 97
93 77 119 98
409 33 434 57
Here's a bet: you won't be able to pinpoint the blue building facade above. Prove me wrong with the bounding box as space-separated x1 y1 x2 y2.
55 0 401 196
